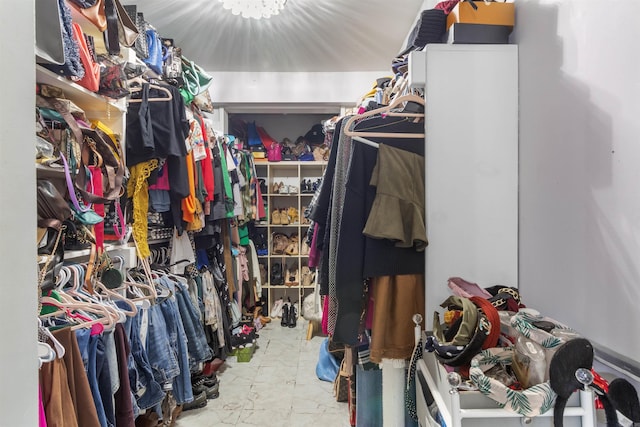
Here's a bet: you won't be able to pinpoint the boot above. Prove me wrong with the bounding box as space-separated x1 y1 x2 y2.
281 302 290 327
288 302 298 328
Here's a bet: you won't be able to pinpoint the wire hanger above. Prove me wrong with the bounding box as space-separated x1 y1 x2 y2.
344 93 425 147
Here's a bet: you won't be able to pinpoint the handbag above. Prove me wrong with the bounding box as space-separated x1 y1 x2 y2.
42 0 85 78
163 45 183 79
123 6 149 59
97 55 130 99
37 180 72 229
334 359 349 402
68 0 107 31
143 28 163 75
181 56 213 96
102 0 120 55
267 141 282 162
73 23 100 92
35 0 65 65
316 338 339 382
115 0 138 47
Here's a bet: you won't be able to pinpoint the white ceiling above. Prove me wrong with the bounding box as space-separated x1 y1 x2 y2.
122 0 424 73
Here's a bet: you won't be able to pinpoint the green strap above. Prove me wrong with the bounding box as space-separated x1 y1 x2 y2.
218 140 234 217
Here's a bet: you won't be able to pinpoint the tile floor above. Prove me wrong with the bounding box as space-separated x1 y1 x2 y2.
175 321 350 427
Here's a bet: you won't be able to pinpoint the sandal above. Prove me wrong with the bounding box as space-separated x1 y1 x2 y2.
271 209 281 225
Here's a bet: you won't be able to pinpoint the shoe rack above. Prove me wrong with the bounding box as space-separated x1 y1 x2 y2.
254 160 327 321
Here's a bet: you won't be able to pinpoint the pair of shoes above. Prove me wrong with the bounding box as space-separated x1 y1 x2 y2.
182 391 208 411
300 206 311 224
301 179 314 193
230 330 256 349
271 298 284 318
272 209 290 225
193 381 220 399
270 262 284 285
285 233 299 255
285 263 299 287
281 299 298 328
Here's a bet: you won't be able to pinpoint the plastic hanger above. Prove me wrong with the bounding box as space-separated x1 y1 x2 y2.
343 93 425 144
128 80 173 103
39 296 115 331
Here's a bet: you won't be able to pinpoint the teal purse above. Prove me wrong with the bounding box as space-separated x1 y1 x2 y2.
181 56 213 97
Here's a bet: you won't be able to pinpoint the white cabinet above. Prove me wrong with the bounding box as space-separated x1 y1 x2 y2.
417 45 595 427
423 44 519 317
254 161 327 316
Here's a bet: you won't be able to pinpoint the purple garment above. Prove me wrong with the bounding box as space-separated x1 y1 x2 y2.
308 223 321 268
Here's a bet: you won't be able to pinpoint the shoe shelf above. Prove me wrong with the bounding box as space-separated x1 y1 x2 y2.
254 161 327 323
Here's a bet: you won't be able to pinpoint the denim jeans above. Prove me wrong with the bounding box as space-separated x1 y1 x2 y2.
103 330 120 395
157 276 194 405
75 329 111 427
146 303 180 385
175 282 213 369
356 365 382 427
124 311 165 410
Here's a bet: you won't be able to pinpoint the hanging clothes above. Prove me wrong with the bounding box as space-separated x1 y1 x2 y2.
330 117 425 346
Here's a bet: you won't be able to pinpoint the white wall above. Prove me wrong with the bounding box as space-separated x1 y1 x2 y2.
209 71 388 107
0 0 38 424
513 0 640 367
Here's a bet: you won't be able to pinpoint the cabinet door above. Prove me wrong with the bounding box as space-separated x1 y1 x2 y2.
424 45 518 316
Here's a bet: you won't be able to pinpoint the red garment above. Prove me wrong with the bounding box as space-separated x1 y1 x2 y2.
88 165 104 251
254 177 266 219
197 115 215 202
435 0 460 14
148 164 170 190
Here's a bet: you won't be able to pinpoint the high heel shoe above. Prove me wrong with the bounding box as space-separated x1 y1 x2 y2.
272 182 281 194
281 302 290 327
300 240 309 256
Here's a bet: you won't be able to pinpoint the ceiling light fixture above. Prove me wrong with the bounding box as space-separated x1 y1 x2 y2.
218 0 287 20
